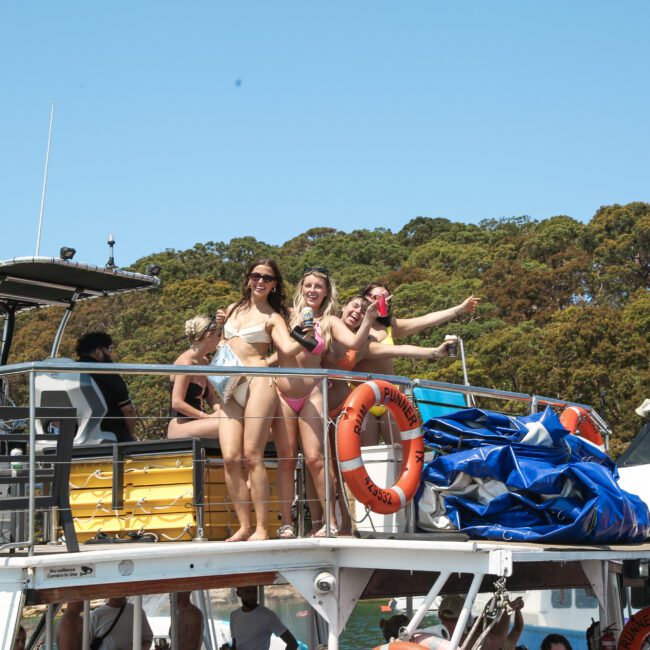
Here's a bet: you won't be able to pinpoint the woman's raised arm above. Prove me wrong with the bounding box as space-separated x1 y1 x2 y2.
392 294 480 338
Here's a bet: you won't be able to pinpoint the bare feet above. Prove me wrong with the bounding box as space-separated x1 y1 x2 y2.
307 520 323 538
247 528 269 542
226 527 254 543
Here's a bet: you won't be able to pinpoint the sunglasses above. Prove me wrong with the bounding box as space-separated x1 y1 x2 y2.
249 272 276 283
303 266 329 277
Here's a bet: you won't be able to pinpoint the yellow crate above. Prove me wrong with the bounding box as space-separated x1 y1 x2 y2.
66 452 282 542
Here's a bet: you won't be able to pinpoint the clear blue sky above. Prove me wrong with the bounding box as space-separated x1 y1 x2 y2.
1 1 648 267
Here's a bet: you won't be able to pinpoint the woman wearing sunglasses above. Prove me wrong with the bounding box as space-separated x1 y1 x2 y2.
219 259 307 542
167 315 222 440
273 268 378 538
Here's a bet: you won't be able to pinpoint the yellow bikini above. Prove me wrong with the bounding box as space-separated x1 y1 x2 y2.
368 326 394 417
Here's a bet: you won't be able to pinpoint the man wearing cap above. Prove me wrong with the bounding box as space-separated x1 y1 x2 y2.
76 332 138 442
432 594 525 650
427 595 468 643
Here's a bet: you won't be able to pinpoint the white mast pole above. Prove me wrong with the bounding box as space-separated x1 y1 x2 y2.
35 101 55 256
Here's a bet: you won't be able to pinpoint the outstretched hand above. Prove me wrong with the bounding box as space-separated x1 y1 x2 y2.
459 295 480 314
508 596 524 611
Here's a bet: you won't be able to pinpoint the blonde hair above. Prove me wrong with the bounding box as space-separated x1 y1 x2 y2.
290 271 339 351
184 315 216 343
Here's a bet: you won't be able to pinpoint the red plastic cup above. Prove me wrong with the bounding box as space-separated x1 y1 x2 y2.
377 294 388 317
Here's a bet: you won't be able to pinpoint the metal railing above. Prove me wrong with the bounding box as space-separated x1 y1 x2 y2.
0 359 608 553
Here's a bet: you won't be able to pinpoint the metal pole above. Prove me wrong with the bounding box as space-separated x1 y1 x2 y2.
50 290 81 358
82 601 90 650
406 571 451 636
296 452 305 537
133 596 143 649
449 573 483 650
459 338 475 407
45 603 55 649
36 101 55 256
321 376 331 535
28 370 36 555
170 592 179 649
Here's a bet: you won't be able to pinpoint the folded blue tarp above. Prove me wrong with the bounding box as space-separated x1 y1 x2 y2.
416 407 650 543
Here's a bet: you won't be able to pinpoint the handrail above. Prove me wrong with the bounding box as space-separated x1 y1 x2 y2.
413 377 600 414
0 359 412 384
0 359 612 554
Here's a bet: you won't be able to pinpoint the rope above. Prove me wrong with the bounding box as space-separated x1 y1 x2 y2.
159 524 193 541
69 469 111 489
461 577 510 650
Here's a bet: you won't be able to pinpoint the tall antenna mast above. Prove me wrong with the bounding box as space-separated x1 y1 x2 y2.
35 101 55 256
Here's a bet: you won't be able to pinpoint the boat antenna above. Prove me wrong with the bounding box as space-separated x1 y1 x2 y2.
106 233 117 268
35 101 56 256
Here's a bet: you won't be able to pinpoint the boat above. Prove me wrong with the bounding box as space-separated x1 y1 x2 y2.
2 254 650 650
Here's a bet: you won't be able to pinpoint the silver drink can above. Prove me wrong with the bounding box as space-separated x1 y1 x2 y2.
302 307 314 329
445 335 458 357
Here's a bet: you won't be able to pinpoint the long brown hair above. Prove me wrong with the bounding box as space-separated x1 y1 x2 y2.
226 259 289 322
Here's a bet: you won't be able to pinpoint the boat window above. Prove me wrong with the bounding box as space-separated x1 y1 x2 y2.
551 589 572 608
575 588 598 609
617 423 650 467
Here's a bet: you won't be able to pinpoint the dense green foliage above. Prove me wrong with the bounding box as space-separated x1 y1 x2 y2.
6 203 649 454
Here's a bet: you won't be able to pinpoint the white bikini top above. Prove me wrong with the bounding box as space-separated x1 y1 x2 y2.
223 318 272 345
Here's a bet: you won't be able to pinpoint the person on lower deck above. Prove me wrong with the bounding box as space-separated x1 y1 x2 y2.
379 595 523 650
12 626 26 650
173 591 204 650
76 332 139 442
167 315 222 440
220 586 298 650
540 634 572 650
56 601 83 650
89 596 153 650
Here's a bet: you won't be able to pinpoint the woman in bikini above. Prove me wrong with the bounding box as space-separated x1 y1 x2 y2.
273 268 378 538
354 284 480 444
321 295 457 534
167 315 221 440
218 259 308 542
325 295 457 433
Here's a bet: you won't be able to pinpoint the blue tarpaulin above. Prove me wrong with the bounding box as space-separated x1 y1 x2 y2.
416 407 650 543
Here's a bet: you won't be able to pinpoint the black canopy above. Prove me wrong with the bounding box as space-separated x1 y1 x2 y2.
0 257 159 312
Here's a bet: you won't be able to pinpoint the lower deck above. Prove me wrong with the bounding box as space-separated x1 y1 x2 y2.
3 536 650 649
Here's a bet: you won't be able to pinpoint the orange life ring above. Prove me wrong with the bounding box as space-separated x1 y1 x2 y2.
560 406 605 449
617 606 650 650
337 380 424 515
373 644 424 650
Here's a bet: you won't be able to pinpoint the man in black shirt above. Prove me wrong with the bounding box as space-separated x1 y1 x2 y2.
75 332 138 442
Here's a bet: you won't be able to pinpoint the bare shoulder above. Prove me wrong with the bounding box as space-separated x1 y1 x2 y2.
174 349 195 366
268 312 286 327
